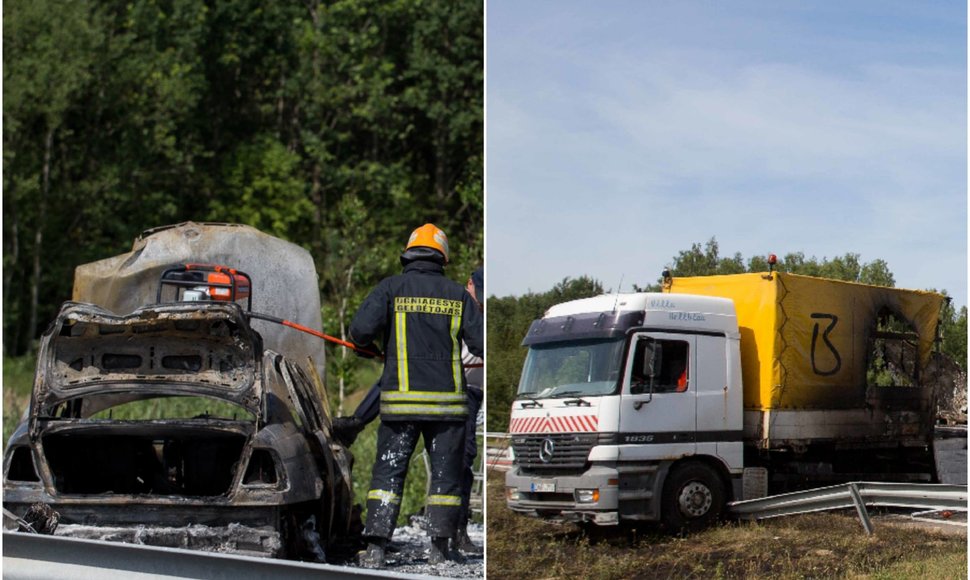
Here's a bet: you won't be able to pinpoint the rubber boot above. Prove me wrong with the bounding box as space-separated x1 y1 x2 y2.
430 536 466 565
452 525 482 556
358 538 386 569
429 537 449 565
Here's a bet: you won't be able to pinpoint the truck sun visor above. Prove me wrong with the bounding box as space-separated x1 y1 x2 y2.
522 310 645 346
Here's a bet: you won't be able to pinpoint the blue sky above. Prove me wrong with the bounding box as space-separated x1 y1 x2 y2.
486 1 967 307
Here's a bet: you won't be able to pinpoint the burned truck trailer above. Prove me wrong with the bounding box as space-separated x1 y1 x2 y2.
3 223 355 559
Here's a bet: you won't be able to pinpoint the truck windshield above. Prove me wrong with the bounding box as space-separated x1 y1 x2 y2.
517 338 625 399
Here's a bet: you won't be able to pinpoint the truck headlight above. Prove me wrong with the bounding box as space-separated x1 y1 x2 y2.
507 487 521 501
575 489 599 503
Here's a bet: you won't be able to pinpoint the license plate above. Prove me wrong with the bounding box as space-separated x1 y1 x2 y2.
531 480 556 493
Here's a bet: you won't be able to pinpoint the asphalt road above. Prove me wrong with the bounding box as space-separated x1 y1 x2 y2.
935 425 967 485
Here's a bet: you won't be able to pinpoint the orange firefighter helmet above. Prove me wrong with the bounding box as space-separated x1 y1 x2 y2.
405 223 449 262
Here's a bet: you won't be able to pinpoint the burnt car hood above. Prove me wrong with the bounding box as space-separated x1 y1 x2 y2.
31 302 262 418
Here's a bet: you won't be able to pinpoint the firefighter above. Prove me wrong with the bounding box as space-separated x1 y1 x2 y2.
332 267 485 556
348 224 483 568
454 266 483 555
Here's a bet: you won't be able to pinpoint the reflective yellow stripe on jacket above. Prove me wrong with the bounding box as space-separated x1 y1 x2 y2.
379 403 467 416
396 310 409 391
382 392 467 403
380 388 468 416
450 313 462 392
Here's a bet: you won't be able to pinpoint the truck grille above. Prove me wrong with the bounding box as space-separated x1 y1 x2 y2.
511 433 599 472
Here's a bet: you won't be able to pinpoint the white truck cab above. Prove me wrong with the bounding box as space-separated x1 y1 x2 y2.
505 293 744 530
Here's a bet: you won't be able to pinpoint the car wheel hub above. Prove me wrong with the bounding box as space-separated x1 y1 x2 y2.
678 481 713 517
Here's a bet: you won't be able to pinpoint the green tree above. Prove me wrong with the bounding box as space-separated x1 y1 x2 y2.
859 259 895 287
2 0 483 359
931 290 967 370
208 136 312 237
667 238 745 277
4 0 484 530
3 0 104 352
657 238 898 288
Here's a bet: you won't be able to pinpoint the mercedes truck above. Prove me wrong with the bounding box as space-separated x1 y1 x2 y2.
504 271 945 531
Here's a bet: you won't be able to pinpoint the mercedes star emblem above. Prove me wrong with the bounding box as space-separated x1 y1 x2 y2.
539 438 555 463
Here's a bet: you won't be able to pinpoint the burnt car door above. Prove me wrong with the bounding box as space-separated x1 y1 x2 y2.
277 359 354 539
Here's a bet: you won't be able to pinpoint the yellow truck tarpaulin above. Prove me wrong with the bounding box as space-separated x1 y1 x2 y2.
667 273 945 411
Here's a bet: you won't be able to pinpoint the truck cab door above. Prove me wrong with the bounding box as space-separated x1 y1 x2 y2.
618 332 697 460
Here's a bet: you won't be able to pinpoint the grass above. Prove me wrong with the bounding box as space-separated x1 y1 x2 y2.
850 551 968 580
3 355 36 445
87 397 254 420
485 473 968 579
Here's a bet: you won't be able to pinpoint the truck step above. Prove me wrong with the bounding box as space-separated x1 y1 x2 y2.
615 465 659 474
618 490 654 501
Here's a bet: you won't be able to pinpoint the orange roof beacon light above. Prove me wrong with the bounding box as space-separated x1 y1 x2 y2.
661 267 673 291
765 253 778 279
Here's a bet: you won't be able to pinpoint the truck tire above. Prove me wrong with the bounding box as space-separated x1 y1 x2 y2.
660 462 725 533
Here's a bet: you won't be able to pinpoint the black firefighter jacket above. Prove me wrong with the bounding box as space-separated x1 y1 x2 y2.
349 260 484 422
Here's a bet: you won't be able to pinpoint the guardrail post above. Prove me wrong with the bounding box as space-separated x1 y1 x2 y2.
848 483 874 535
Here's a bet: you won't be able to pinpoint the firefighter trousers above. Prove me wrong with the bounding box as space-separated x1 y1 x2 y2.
457 386 483 532
364 420 464 539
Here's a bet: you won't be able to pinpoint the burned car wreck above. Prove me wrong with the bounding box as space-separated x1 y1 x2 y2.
3 223 357 560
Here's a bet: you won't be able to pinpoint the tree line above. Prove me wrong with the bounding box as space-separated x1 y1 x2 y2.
3 0 483 396
486 238 967 430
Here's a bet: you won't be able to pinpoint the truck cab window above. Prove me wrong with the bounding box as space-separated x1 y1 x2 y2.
631 339 689 393
518 338 626 398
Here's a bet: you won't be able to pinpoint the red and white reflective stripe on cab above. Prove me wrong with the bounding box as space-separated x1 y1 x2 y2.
508 415 598 433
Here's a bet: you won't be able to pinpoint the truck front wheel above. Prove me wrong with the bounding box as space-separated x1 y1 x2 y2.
660 462 725 533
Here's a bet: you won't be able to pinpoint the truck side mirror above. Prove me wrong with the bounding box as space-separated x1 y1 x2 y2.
631 338 662 396
644 342 663 379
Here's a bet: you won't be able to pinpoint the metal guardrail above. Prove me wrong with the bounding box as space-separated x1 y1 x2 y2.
728 482 967 534
729 482 967 518
485 432 512 473
2 532 433 580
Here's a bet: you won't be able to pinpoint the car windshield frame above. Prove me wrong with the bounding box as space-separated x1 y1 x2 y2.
516 337 626 399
